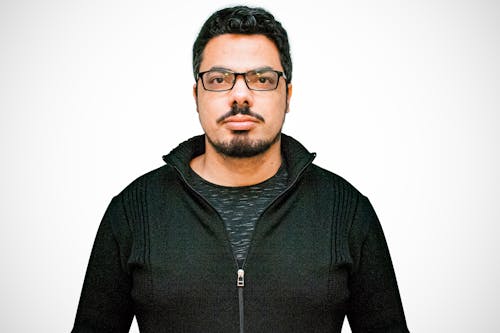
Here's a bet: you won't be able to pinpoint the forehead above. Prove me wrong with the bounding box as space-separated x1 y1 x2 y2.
200 34 282 72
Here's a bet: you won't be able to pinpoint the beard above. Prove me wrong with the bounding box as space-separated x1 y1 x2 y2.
206 130 282 158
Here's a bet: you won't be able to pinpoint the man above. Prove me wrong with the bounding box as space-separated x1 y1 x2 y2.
72 6 409 333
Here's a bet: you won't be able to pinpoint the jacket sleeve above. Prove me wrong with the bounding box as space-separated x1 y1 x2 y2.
346 196 410 332
72 196 134 333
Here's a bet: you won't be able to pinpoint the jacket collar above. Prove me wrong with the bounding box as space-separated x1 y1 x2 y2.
162 133 316 184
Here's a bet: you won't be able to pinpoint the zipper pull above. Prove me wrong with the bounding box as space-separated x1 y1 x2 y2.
237 269 245 287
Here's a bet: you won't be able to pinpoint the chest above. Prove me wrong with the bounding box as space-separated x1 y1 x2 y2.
129 197 351 316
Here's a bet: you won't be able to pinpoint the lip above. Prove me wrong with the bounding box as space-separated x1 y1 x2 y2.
222 115 260 131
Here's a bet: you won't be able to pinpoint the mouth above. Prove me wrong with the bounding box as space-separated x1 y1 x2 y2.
222 115 260 131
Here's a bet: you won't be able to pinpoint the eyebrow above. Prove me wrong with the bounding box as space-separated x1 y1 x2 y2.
207 66 275 73
208 66 232 72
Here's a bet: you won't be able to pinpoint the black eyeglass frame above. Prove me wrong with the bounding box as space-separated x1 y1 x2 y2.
197 69 287 92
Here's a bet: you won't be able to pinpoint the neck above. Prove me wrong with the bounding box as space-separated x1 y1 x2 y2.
190 137 282 187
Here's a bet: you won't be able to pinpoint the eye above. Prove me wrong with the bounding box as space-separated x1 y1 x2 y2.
207 74 226 84
203 71 233 87
252 71 277 85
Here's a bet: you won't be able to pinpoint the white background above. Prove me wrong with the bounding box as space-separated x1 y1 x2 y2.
1 0 499 332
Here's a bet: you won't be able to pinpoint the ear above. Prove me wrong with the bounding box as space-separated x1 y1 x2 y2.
285 83 292 113
193 83 199 112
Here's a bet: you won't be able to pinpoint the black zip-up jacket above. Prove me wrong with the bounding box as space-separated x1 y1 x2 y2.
72 134 409 332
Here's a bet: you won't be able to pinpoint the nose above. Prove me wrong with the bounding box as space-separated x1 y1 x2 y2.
229 74 254 107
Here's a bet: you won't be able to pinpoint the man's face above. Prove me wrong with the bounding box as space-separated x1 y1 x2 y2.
194 34 292 158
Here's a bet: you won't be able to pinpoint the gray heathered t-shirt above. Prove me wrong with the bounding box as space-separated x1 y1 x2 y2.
188 163 288 267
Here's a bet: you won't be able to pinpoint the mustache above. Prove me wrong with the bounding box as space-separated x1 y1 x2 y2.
216 104 265 124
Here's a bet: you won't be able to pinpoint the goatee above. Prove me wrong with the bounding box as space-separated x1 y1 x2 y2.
207 130 281 158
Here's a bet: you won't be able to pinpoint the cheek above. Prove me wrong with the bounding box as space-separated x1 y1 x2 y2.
196 99 221 129
197 109 211 126
270 94 288 115
197 93 224 112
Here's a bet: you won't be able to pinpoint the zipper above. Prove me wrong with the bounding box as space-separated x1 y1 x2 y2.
169 152 316 332
171 165 244 329
237 269 245 333
233 153 315 333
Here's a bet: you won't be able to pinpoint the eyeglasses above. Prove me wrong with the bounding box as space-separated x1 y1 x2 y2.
197 69 286 92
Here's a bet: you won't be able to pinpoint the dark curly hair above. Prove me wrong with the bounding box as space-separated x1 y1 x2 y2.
192 6 292 83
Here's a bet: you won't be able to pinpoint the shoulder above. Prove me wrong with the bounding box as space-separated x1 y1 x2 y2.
304 163 364 201
106 164 176 230
114 164 176 201
307 164 376 226
104 165 176 258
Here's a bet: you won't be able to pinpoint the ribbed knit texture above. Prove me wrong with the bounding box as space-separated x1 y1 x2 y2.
120 177 150 269
332 175 359 266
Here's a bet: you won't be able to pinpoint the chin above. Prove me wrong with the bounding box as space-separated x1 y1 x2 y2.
207 131 281 158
